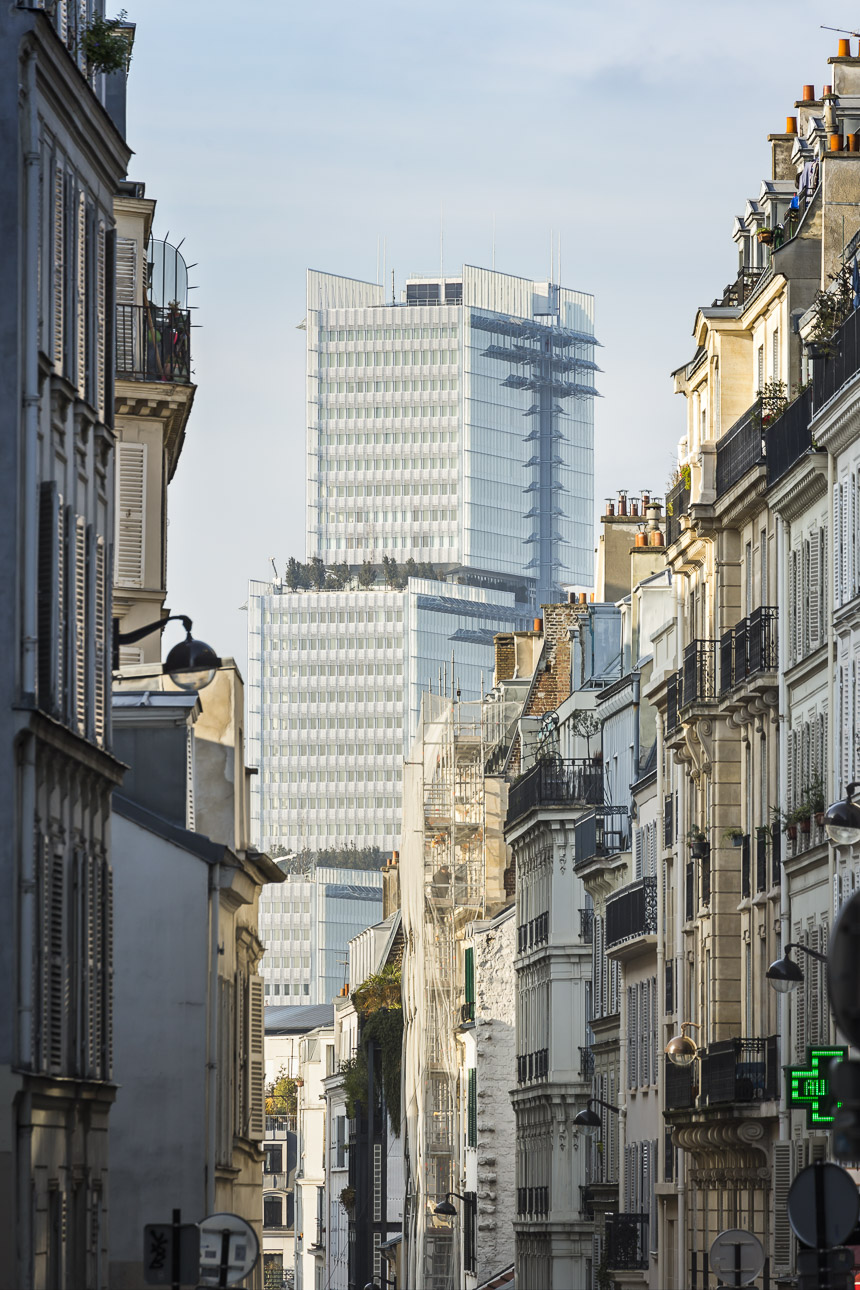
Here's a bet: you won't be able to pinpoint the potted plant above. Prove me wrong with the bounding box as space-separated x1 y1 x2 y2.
723 828 745 848
340 1186 356 1213
80 10 132 76
755 825 771 845
757 226 775 245
773 806 798 840
807 773 826 827
687 827 709 859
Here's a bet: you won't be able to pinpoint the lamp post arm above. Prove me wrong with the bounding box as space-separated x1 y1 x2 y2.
592 1098 621 1115
786 941 828 964
112 614 193 672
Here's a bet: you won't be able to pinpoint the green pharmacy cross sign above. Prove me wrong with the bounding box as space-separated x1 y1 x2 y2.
787 1046 848 1127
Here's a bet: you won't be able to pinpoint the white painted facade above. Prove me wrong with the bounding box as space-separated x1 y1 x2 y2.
294 1025 336 1290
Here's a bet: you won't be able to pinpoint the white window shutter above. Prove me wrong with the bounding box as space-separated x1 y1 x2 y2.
633 826 643 880
71 513 86 738
102 859 114 1080
76 191 86 399
52 164 64 370
115 236 138 374
248 975 266 1140
834 482 843 609
92 534 106 747
114 442 146 588
96 221 106 421
843 481 850 608
185 726 196 832
808 532 821 651
850 474 857 600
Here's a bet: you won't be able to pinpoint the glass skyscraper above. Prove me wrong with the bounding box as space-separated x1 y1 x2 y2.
250 263 598 860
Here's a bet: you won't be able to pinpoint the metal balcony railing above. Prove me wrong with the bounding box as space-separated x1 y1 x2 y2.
579 907 594 944
666 478 691 546
665 1056 696 1110
741 834 751 899
605 876 657 949
517 911 549 953
663 794 674 847
723 608 778 692
715 399 765 496
116 303 192 384
574 807 631 871
700 1036 779 1105
517 1048 549 1084
579 1046 595 1080
517 1186 549 1217
681 639 717 706
756 830 769 892
507 757 603 828
685 861 694 921
812 309 860 413
666 671 679 735
719 629 734 695
766 385 814 486
606 1213 649 1271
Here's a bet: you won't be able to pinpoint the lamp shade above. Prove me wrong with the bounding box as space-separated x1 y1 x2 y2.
573 1106 602 1128
665 1033 698 1067
164 632 221 693
824 785 860 846
766 953 804 993
433 1199 458 1217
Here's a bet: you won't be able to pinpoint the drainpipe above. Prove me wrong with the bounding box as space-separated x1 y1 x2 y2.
776 512 790 1138
206 860 222 1215
631 672 640 792
674 569 688 1286
655 718 666 1287
826 448 837 1048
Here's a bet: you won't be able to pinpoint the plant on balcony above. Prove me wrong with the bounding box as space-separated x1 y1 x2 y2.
80 10 132 75
755 825 771 844
757 226 774 245
806 266 854 358
755 379 789 428
687 827 708 859
265 1066 298 1118
339 1186 356 1213
723 828 744 848
570 710 601 759
341 963 403 1135
804 772 826 827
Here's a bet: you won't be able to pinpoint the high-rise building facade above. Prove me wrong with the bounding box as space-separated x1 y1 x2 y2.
306 266 598 606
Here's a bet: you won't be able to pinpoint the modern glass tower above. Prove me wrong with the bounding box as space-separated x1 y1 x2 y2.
249 264 598 860
306 265 598 606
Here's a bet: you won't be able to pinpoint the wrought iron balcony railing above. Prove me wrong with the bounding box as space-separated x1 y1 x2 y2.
715 399 765 497
665 1055 696 1110
507 757 603 828
681 639 717 706
605 876 657 949
606 1212 649 1271
116 303 192 384
812 308 860 415
579 1046 595 1080
517 1185 549 1217
766 385 815 486
700 1036 779 1105
579 907 594 944
573 807 630 871
517 911 549 953
666 478 691 546
722 608 778 692
517 1048 549 1084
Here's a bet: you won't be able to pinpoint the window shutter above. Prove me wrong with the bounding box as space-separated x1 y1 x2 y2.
467 1068 477 1147
844 666 852 794
786 729 795 814
115 236 138 373
37 483 64 714
809 532 821 651
185 726 195 831
247 975 265 1140
90 534 106 746
641 981 649 1086
114 442 146 588
464 946 475 1005
808 928 821 1044
794 925 806 1057
70 513 86 737
850 474 857 600
628 986 638 1088
76 191 86 398
52 164 64 369
834 483 843 609
788 549 797 664
43 838 65 1073
633 827 643 880
843 481 851 608
96 222 106 421
773 1141 795 1270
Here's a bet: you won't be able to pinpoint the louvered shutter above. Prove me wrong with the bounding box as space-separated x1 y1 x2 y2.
248 975 265 1140
641 981 649 1086
96 222 106 420
786 729 795 815
834 482 843 608
809 532 821 651
185 726 196 831
843 482 851 609
91 534 106 746
45 838 65 1073
808 928 821 1044
773 1141 795 1270
115 236 137 373
69 513 86 737
76 192 86 397
788 549 798 664
114 442 146 587
633 827 643 880
850 475 857 600
794 925 806 1057
37 483 64 714
52 164 64 369
628 987 638 1088
844 666 852 794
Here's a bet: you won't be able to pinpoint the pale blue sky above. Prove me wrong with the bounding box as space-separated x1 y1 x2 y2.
126 0 840 669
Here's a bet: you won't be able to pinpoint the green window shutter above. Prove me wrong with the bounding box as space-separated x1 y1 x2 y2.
464 947 475 1005
467 1069 477 1147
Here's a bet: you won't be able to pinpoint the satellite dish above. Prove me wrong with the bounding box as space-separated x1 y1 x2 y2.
148 237 189 309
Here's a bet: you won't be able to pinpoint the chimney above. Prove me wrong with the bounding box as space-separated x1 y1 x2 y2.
494 633 516 683
786 116 798 134
618 490 628 517
533 617 543 632
634 530 647 548
839 38 852 57
649 528 665 547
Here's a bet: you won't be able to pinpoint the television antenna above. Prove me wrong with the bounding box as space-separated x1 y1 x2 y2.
821 24 860 36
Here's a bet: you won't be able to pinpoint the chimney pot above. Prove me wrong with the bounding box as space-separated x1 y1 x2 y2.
533 617 542 632
634 531 647 547
641 491 650 505
649 529 665 547
786 115 798 135
802 85 815 101
839 38 852 57
578 592 587 605
830 132 843 151
823 84 833 96
849 134 860 153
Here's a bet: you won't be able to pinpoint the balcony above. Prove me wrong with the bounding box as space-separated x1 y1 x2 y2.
665 1056 696 1110
517 1048 549 1084
579 1046 595 1080
663 794 674 848
116 303 192 384
266 1115 297 1137
579 906 594 944
712 265 765 308
666 671 680 735
605 876 657 950
573 807 630 872
812 306 860 413
766 385 814 486
606 1213 649 1271
517 1185 549 1217
506 757 603 829
681 639 717 707
666 477 691 546
715 399 765 497
516 911 549 953
700 1036 778 1105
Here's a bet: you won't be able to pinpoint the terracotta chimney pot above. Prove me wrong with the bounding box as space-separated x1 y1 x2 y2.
830 132 843 151
802 85 815 101
839 38 852 57
533 617 542 632
786 116 798 135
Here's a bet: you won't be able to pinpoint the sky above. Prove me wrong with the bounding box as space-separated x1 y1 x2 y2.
126 0 843 671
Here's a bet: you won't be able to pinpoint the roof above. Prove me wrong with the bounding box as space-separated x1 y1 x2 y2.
113 794 229 866
476 1265 515 1290
265 1004 335 1035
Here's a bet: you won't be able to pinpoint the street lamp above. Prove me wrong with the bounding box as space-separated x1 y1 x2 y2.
665 1021 701 1067
113 614 221 692
573 1097 620 1130
766 941 828 993
824 783 860 847
433 1191 466 1218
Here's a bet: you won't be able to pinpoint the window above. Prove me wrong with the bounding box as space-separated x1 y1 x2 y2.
263 1195 282 1228
264 1143 283 1174
757 344 764 393
772 328 780 382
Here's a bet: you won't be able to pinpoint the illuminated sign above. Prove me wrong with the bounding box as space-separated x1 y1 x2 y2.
787 1046 848 1127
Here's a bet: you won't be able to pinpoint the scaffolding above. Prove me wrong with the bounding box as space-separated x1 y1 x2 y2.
401 691 514 1290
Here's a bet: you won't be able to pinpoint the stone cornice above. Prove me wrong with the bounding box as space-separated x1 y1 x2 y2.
768 453 828 521
810 370 860 455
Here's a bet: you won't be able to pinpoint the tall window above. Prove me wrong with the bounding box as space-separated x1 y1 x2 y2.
757 345 764 393
772 328 780 382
